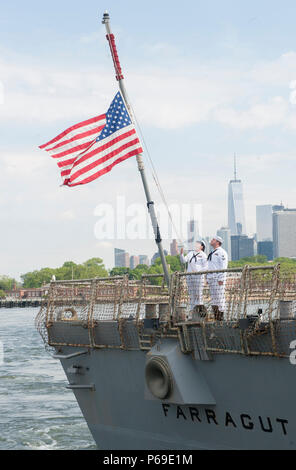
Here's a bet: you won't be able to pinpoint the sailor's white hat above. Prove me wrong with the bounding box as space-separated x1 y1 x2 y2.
214 236 223 244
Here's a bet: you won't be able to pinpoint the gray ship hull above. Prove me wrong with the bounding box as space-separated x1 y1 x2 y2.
57 343 294 450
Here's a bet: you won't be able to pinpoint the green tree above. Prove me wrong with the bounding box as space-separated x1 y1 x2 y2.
109 267 134 279
229 255 269 268
0 275 18 291
21 268 55 288
21 257 108 287
154 255 182 273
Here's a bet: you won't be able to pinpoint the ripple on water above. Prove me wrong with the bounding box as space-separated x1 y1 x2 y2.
0 308 96 450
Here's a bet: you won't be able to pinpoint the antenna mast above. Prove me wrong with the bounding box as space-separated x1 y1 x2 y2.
101 12 170 286
234 153 237 181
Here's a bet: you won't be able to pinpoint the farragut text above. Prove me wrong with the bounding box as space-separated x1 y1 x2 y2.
161 404 288 436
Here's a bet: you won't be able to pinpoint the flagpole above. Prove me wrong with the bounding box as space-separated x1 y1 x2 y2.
102 11 170 287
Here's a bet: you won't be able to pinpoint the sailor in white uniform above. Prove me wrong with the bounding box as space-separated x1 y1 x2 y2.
180 240 208 316
207 236 228 320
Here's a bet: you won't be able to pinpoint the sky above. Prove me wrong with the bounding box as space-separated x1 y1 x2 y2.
1 0 296 279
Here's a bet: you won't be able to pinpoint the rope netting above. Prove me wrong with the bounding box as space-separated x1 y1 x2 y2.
36 275 169 349
171 265 279 323
35 265 296 357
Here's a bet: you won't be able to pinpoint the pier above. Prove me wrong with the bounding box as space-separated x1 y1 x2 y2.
0 299 45 308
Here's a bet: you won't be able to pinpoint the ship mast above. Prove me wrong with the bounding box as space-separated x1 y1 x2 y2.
102 11 170 286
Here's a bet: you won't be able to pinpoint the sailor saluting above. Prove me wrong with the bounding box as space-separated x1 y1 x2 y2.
180 240 208 317
207 236 228 321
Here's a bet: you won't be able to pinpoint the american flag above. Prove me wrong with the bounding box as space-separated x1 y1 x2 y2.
39 114 106 183
39 92 143 186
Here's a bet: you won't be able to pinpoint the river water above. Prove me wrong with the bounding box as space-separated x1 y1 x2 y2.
0 308 96 450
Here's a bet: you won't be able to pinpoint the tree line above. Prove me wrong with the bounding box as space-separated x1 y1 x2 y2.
1 254 295 293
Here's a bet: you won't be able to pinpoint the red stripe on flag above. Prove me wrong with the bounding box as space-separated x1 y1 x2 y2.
57 157 77 168
44 125 105 152
39 114 106 149
70 137 140 181
68 149 140 186
50 140 96 159
69 128 137 169
61 168 71 177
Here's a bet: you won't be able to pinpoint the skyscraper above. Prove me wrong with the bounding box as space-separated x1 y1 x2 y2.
256 205 273 242
139 255 150 266
228 154 246 236
217 227 232 260
273 209 296 258
231 235 255 261
187 219 202 250
151 250 168 266
258 241 274 261
170 239 179 256
130 255 140 269
114 248 130 268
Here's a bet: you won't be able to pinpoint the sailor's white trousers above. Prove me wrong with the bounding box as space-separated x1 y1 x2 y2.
207 277 226 312
186 274 204 311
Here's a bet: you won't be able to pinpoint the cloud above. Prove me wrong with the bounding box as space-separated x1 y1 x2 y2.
79 31 103 44
59 210 76 220
0 150 51 176
214 96 289 130
1 50 296 130
141 41 181 57
249 52 296 87
0 80 3 104
95 241 113 249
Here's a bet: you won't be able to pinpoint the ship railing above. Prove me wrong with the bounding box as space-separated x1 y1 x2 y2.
35 273 170 350
171 264 296 358
170 265 281 324
35 264 296 356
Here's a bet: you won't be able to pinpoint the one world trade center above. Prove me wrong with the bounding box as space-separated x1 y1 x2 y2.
228 155 246 236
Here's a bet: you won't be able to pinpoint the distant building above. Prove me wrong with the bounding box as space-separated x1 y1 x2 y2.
114 248 130 268
130 255 140 269
272 204 285 212
256 205 273 242
139 255 150 266
151 250 168 265
203 236 211 256
187 214 202 250
258 241 274 261
217 227 232 261
273 209 296 258
228 155 247 236
231 235 255 261
5 287 48 300
170 239 179 256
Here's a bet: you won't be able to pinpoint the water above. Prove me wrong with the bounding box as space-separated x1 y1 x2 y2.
0 308 96 450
